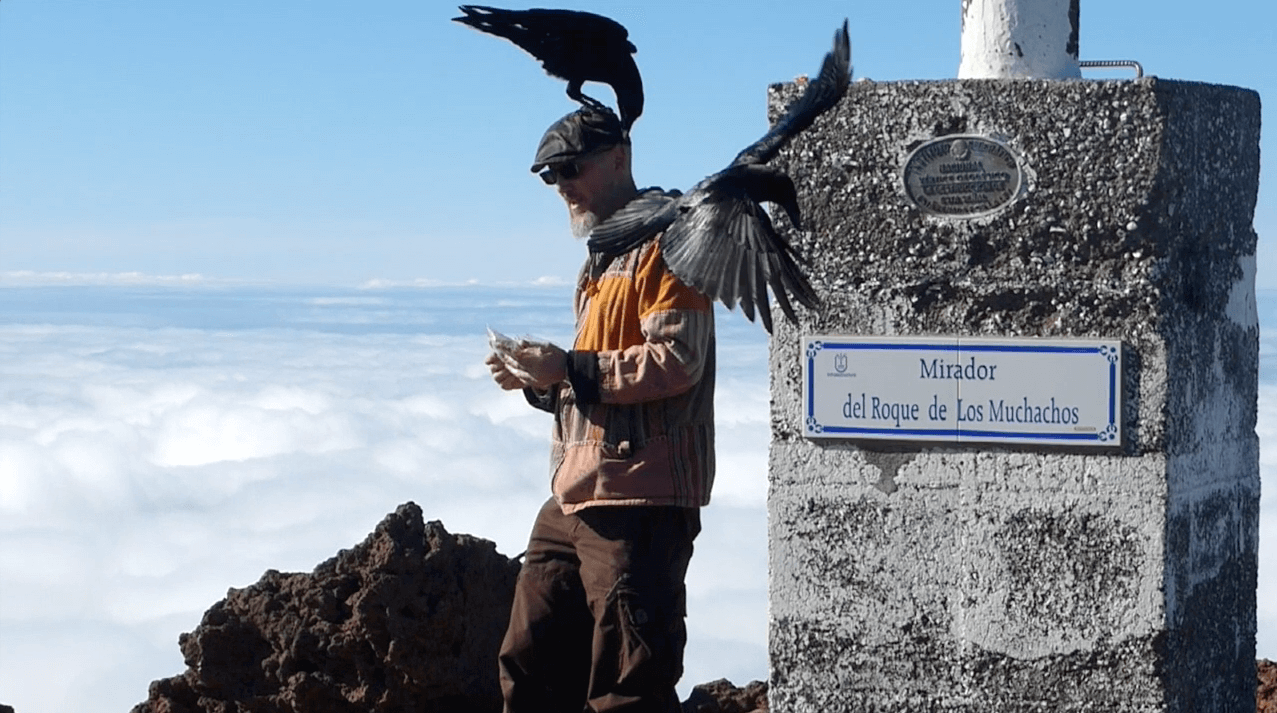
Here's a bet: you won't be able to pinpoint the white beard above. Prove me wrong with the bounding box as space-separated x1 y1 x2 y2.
569 206 598 239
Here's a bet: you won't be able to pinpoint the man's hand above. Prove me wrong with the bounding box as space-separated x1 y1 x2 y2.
486 352 528 391
486 340 569 390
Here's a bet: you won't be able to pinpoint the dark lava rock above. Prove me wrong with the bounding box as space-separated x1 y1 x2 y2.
682 678 768 712
130 502 521 713
1260 659 1277 713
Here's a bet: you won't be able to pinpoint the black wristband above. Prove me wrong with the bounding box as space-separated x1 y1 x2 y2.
565 350 602 404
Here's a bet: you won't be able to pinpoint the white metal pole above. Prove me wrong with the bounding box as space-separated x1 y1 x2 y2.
958 0 1081 78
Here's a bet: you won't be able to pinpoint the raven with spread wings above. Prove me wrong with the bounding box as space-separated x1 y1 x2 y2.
454 8 851 332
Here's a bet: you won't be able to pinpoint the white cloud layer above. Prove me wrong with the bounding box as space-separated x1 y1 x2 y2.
0 285 1272 713
0 271 222 286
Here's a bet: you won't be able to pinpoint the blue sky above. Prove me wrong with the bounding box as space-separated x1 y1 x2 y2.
1 0 1272 286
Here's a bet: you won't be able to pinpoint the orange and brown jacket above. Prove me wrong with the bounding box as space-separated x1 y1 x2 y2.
526 238 716 514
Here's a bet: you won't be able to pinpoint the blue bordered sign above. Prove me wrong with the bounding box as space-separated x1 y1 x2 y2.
802 336 1121 446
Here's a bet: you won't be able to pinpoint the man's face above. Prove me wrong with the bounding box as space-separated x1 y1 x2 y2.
542 146 621 237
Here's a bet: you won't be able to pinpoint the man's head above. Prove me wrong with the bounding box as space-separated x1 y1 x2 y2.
532 108 637 237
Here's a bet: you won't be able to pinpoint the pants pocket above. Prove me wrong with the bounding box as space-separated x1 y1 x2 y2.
614 586 653 683
606 581 685 691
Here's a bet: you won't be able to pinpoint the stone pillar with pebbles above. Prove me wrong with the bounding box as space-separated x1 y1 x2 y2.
764 4 1261 712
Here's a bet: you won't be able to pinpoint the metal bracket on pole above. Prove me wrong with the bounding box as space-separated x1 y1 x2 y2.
1079 60 1145 78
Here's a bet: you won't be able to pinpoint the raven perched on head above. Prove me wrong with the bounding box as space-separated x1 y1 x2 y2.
453 5 644 131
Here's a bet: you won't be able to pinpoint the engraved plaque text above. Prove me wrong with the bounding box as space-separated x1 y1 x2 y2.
902 135 1023 217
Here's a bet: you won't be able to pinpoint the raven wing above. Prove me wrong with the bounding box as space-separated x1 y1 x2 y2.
453 5 644 130
733 20 851 167
587 188 682 257
647 21 850 333
659 165 816 334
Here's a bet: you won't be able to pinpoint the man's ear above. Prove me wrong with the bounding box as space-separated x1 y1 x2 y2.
611 143 631 172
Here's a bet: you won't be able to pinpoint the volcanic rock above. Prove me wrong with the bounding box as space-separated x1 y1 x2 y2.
1260 659 1277 713
681 678 769 712
130 502 521 713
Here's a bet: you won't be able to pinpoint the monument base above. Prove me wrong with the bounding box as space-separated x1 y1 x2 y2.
767 78 1260 712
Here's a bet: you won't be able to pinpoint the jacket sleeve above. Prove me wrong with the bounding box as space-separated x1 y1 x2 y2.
522 386 556 413
571 245 714 406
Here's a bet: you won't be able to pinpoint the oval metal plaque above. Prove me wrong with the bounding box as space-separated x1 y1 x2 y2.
902 135 1023 217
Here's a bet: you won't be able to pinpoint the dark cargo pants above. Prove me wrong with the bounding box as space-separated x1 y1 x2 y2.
498 497 700 713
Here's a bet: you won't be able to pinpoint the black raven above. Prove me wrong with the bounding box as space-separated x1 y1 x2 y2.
588 21 852 333
453 5 644 132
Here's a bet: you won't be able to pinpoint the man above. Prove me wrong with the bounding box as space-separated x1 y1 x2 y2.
485 106 715 713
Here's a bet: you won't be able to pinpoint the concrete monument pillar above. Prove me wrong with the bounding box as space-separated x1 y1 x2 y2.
764 72 1260 713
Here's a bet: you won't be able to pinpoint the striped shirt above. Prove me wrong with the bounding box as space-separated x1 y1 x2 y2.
527 239 716 514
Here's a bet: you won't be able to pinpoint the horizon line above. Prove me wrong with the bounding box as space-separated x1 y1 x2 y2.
0 270 575 290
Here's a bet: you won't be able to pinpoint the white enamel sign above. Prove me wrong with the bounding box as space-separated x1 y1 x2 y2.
802 336 1121 446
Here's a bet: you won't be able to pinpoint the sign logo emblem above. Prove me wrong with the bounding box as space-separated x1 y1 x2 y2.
834 353 848 373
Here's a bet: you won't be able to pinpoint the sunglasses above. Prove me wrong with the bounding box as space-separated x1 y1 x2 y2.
538 144 618 185
539 161 583 185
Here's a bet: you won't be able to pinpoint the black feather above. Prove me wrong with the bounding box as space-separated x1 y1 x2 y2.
733 19 851 167
454 6 644 130
584 19 851 333
587 189 679 257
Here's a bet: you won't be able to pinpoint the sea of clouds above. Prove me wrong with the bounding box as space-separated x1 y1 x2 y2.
0 277 1272 713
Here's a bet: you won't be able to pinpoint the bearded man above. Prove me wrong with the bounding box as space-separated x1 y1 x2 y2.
485 106 715 713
